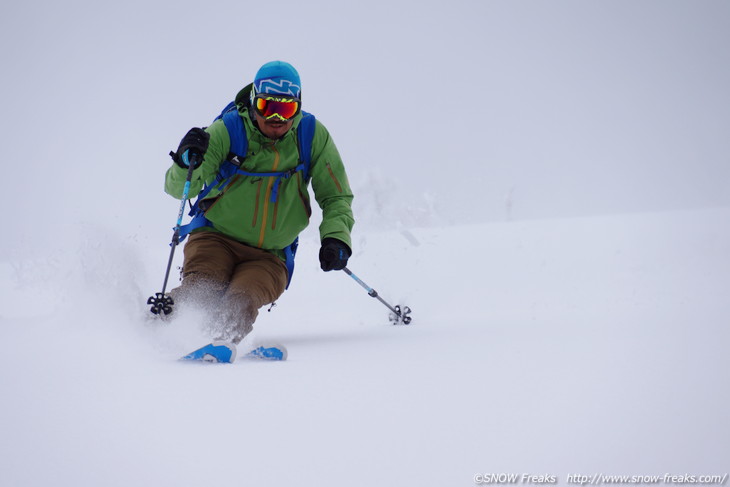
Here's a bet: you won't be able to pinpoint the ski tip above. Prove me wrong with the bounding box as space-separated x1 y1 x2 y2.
180 341 237 363
246 342 288 361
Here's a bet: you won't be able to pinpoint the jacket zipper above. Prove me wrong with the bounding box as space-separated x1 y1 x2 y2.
297 172 312 217
272 199 279 230
252 179 262 227
257 144 281 247
326 162 343 193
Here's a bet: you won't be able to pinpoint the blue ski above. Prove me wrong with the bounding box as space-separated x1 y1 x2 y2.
180 341 237 363
181 341 287 363
245 343 288 361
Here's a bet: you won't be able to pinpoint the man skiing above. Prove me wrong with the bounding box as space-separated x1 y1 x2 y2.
163 61 354 352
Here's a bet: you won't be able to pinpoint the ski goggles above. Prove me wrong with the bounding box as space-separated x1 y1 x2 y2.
253 94 301 121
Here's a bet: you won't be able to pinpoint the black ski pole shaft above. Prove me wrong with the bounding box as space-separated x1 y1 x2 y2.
342 267 397 314
162 159 197 292
342 267 411 324
147 155 198 315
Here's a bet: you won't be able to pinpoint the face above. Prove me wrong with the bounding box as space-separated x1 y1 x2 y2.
254 111 294 139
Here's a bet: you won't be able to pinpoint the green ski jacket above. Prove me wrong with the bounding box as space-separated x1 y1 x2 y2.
165 104 354 260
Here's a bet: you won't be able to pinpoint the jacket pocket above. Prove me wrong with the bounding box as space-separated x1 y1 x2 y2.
199 197 219 212
203 175 240 215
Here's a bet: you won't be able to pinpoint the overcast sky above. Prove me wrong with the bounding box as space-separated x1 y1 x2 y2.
2 0 728 239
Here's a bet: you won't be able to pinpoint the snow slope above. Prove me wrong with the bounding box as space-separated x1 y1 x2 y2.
2 1 729 484
1 208 728 486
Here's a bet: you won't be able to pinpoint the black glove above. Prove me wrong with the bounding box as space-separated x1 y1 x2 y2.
170 127 210 169
319 238 351 272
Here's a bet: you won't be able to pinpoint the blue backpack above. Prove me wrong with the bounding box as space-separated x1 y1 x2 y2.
177 95 317 289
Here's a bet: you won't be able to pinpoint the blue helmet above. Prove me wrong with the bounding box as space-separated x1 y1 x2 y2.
253 61 301 98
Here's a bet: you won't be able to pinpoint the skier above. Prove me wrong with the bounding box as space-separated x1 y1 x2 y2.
164 61 354 346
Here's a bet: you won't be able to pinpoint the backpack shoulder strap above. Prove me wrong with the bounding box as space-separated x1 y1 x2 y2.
297 112 316 181
221 109 248 158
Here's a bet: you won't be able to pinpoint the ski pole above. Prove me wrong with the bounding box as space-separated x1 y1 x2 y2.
342 267 412 324
147 152 199 315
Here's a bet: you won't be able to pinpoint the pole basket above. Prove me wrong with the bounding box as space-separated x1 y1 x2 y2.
389 305 412 325
147 293 174 315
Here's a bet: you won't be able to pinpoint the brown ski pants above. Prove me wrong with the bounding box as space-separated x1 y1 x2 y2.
169 232 288 343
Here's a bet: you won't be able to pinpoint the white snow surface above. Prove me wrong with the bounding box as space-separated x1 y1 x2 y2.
2 0 730 485
1 208 728 486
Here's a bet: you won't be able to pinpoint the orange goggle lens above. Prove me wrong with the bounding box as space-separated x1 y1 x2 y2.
254 96 301 121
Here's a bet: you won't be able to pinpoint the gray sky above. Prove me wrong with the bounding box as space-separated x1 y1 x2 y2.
1 0 729 237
